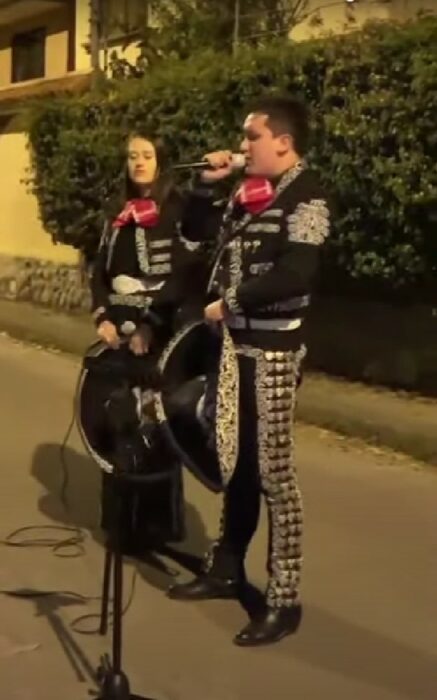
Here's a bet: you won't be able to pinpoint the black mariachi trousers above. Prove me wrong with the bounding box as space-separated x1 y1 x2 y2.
206 343 306 609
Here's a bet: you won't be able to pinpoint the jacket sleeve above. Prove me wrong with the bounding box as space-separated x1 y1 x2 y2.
90 222 111 326
180 184 226 243
150 229 205 308
223 197 331 314
149 187 226 328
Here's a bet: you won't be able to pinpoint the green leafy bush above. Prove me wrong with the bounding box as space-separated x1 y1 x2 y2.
26 17 436 298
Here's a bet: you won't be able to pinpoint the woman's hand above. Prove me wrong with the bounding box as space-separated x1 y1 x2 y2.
97 320 120 349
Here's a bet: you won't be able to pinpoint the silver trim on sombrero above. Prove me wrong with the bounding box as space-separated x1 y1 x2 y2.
155 322 240 488
75 341 115 475
154 321 200 426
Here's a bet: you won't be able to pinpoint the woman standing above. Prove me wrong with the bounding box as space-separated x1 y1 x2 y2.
82 131 203 556
91 132 201 354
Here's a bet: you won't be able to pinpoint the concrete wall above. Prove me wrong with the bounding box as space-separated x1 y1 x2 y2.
74 0 91 71
0 115 78 264
0 2 80 299
291 0 435 41
72 0 141 73
0 0 136 309
389 0 436 21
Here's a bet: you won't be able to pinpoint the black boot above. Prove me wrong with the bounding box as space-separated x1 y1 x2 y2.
167 574 241 601
234 604 302 647
168 544 246 601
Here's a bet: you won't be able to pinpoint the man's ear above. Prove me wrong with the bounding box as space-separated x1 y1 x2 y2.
276 133 294 155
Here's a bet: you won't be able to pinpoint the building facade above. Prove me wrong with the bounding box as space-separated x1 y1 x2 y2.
0 0 433 312
0 1 144 310
291 0 435 41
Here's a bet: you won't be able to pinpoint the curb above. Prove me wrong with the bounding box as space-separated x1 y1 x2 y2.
1 299 436 467
0 299 94 356
297 375 436 466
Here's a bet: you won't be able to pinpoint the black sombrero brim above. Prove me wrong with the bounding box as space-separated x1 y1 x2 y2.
155 322 224 494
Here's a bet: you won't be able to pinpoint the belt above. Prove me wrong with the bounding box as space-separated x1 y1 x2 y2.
227 316 302 332
108 293 152 308
112 275 165 294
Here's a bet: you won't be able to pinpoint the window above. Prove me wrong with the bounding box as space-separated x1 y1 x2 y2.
12 28 46 83
103 0 149 42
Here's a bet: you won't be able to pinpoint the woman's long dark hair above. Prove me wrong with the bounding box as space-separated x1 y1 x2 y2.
106 131 175 220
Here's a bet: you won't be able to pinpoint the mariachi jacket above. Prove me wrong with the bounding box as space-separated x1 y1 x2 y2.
90 189 206 334
181 162 331 349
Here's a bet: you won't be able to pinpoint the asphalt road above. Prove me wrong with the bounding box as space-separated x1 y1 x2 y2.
0 333 436 700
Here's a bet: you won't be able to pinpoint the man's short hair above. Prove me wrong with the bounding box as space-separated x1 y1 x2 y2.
248 95 310 156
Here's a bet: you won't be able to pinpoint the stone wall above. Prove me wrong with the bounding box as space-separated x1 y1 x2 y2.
1 254 436 396
0 254 91 312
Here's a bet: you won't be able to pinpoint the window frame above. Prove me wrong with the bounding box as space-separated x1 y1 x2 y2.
11 26 46 84
102 0 149 45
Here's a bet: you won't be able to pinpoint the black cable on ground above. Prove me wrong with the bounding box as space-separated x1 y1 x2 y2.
0 409 138 634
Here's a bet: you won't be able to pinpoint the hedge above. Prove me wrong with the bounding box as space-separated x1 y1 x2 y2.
26 17 437 299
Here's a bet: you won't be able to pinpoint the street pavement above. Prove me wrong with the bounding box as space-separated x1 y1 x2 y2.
0 334 436 700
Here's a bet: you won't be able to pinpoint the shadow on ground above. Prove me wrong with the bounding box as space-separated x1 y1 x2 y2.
29 441 213 681
31 442 210 587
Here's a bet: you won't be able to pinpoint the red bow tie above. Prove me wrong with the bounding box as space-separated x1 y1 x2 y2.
113 199 159 229
234 177 275 214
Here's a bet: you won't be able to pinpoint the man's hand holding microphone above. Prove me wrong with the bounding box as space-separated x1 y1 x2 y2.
200 150 244 323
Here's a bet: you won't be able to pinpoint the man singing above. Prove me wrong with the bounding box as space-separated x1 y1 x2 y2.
167 95 332 646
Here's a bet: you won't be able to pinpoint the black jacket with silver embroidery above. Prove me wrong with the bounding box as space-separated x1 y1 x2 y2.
91 189 205 329
181 164 331 344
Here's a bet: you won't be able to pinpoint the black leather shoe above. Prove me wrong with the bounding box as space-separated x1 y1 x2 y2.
167 574 241 601
234 605 302 647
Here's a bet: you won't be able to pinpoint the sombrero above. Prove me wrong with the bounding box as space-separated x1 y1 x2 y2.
155 321 240 493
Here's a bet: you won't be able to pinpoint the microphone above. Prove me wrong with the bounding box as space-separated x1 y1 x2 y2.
172 153 246 171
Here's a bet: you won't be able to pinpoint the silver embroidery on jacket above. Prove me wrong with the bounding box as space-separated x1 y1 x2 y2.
150 252 171 264
247 223 281 234
106 227 120 272
228 237 243 291
135 227 150 274
287 199 330 246
150 238 172 249
207 161 306 294
243 240 261 251
223 286 242 314
150 262 172 275
250 262 274 275
261 295 311 313
108 293 153 308
261 208 283 218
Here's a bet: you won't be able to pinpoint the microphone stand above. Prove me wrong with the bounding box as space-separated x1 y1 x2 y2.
94 386 158 700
